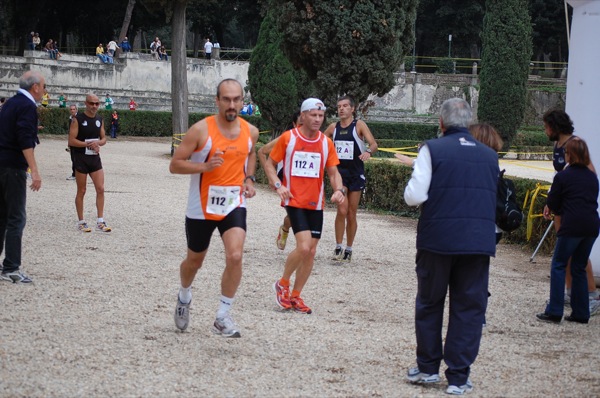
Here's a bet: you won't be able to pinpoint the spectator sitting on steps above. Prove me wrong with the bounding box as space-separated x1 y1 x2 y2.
33 33 41 50
96 44 113 64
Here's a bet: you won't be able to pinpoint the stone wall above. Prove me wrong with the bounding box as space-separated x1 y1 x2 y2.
0 52 565 125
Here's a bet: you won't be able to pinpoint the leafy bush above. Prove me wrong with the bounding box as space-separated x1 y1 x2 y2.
38 108 273 138
365 121 439 140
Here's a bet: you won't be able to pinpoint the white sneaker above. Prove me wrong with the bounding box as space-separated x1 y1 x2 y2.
406 367 440 384
212 314 241 338
446 380 473 395
174 297 190 331
590 299 600 317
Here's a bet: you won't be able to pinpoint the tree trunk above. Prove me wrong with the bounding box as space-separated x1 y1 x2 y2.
119 0 136 42
172 0 189 141
116 0 136 56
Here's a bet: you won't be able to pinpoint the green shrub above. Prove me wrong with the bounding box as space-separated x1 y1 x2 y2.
513 130 548 146
365 121 439 140
38 108 274 138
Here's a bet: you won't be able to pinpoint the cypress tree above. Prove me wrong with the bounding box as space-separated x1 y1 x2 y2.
247 9 314 135
478 0 533 149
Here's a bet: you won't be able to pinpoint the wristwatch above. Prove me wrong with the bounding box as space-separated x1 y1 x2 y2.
274 181 282 189
244 175 256 183
337 187 347 195
365 148 372 153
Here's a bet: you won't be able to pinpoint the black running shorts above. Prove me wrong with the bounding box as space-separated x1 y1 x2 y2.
285 206 323 239
185 207 247 253
73 152 103 174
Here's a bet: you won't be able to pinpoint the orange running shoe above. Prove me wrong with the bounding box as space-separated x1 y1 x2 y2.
273 281 291 310
291 296 312 314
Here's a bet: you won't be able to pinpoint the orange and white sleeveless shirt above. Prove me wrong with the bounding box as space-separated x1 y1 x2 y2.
186 116 253 220
270 128 339 210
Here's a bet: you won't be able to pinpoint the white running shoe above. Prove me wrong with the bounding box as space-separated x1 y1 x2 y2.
0 270 33 284
212 314 241 338
406 367 440 384
174 297 190 331
446 380 473 395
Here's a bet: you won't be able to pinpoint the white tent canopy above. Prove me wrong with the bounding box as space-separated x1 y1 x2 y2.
565 0 600 283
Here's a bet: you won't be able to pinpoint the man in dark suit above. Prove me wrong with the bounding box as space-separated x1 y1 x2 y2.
0 70 45 284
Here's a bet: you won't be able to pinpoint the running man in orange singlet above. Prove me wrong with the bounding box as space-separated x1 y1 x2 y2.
170 79 259 337
261 98 346 315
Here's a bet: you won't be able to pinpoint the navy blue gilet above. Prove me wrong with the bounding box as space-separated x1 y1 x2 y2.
417 127 499 256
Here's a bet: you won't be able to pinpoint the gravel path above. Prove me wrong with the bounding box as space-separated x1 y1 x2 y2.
1 136 599 397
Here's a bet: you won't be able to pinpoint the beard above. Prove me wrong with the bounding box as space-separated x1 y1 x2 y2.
225 111 237 122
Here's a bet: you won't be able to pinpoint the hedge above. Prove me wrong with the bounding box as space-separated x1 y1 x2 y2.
255 155 554 253
37 107 269 137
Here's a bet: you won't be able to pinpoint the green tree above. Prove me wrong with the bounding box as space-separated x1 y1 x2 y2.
416 0 485 59
269 0 417 112
478 0 532 149
247 9 313 135
529 0 569 76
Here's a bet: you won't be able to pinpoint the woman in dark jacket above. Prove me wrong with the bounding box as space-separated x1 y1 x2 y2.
537 137 600 324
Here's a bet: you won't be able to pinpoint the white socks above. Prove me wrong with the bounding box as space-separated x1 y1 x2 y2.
217 295 234 318
178 286 192 304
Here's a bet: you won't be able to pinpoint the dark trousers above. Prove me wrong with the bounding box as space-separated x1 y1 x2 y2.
0 168 27 273
414 249 489 386
545 235 596 320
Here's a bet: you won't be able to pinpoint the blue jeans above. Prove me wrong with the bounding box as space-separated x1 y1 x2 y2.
0 168 27 273
545 235 596 320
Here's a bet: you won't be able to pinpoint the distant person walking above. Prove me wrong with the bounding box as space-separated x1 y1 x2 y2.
110 111 119 139
0 71 45 284
204 38 213 60
66 104 78 181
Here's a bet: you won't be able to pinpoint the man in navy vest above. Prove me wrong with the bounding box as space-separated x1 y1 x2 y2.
403 98 498 395
0 70 45 284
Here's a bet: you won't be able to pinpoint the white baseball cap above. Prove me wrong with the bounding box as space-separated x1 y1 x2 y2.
301 98 326 112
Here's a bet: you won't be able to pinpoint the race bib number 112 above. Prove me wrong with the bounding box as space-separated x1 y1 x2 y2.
291 151 321 178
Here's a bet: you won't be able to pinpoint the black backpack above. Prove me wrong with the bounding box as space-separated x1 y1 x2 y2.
496 169 523 232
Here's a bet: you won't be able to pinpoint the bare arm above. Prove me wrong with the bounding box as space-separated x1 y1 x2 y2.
323 123 336 139
169 120 220 175
68 118 83 148
357 120 377 161
243 125 260 198
326 165 345 204
257 136 279 172
395 153 415 167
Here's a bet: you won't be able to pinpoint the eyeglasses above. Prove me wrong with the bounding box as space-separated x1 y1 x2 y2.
87 101 100 106
219 96 243 104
